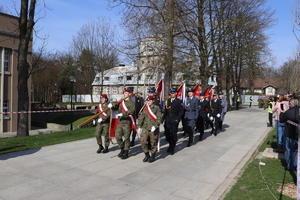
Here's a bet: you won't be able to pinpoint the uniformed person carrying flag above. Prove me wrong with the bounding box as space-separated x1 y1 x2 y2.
137 96 162 163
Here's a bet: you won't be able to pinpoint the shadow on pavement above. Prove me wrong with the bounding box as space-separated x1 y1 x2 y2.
0 147 41 160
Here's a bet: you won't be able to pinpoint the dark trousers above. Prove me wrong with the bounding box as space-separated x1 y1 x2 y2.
164 118 179 153
196 115 205 138
184 118 196 144
268 113 273 126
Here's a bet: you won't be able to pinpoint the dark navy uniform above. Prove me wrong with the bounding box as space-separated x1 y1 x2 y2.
196 93 209 141
162 89 184 155
208 94 222 136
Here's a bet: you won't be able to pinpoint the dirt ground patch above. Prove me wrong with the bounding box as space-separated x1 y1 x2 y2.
277 182 296 199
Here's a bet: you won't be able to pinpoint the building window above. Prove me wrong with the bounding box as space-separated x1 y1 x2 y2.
118 77 123 81
3 100 8 118
94 87 99 92
112 87 117 94
126 76 132 81
104 77 109 81
4 50 10 72
106 87 109 93
95 77 100 82
141 61 144 64
268 88 272 93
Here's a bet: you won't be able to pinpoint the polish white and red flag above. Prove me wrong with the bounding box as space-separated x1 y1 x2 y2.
203 85 215 100
109 109 118 138
194 84 201 98
155 76 165 101
176 81 186 103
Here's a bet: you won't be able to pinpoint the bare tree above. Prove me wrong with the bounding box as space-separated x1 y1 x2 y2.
70 17 119 103
17 0 37 137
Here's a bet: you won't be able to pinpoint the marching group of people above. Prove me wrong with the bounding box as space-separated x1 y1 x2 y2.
93 87 228 163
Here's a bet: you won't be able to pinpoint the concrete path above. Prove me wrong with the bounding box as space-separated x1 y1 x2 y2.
0 107 271 200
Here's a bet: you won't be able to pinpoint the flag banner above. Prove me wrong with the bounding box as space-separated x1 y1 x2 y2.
194 84 201 98
129 114 137 132
176 81 186 103
109 110 119 138
203 85 214 100
97 104 107 116
156 77 164 101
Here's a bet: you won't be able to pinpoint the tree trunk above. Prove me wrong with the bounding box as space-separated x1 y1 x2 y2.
17 0 36 137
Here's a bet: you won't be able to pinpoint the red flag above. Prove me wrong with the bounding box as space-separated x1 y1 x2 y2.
155 76 165 101
176 81 186 103
194 84 201 98
203 86 214 100
109 110 118 138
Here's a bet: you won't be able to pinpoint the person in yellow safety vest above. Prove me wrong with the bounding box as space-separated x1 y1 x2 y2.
267 97 275 127
249 97 253 107
236 95 240 110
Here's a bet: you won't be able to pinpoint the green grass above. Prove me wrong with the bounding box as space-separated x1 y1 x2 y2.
0 127 96 155
224 128 297 200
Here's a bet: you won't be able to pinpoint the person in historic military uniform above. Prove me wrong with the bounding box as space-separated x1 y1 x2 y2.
128 87 143 147
183 88 199 147
137 96 162 163
196 92 209 141
94 94 112 153
115 88 136 159
162 88 184 155
218 92 227 130
208 93 222 136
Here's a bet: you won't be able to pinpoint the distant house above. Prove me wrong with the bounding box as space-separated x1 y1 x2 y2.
239 78 287 96
0 12 32 133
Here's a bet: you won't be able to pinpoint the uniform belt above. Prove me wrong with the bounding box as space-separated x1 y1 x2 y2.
186 110 196 112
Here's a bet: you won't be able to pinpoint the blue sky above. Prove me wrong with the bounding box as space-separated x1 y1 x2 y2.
2 0 298 68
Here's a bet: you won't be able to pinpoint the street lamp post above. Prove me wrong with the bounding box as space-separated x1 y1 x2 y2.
69 76 76 130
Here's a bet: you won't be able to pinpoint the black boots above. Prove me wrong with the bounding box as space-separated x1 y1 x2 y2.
121 150 129 159
199 132 203 141
148 153 156 163
118 149 124 157
143 152 150 162
102 146 109 153
96 145 104 154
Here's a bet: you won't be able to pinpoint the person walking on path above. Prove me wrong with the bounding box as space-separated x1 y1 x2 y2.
272 95 289 153
236 95 240 110
138 96 162 163
162 88 184 155
94 94 112 154
196 93 209 141
249 96 253 107
183 88 199 147
218 92 227 130
208 94 222 136
279 99 299 171
115 89 136 159
267 97 275 127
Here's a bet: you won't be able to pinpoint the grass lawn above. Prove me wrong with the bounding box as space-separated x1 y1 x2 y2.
0 127 96 155
224 128 297 200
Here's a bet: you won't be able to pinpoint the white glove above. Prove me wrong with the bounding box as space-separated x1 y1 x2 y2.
98 118 102 123
207 113 210 117
209 116 213 121
108 103 113 108
216 114 220 118
151 126 156 132
93 120 96 125
116 113 123 117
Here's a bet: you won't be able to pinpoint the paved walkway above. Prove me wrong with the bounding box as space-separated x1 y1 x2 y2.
0 106 271 200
